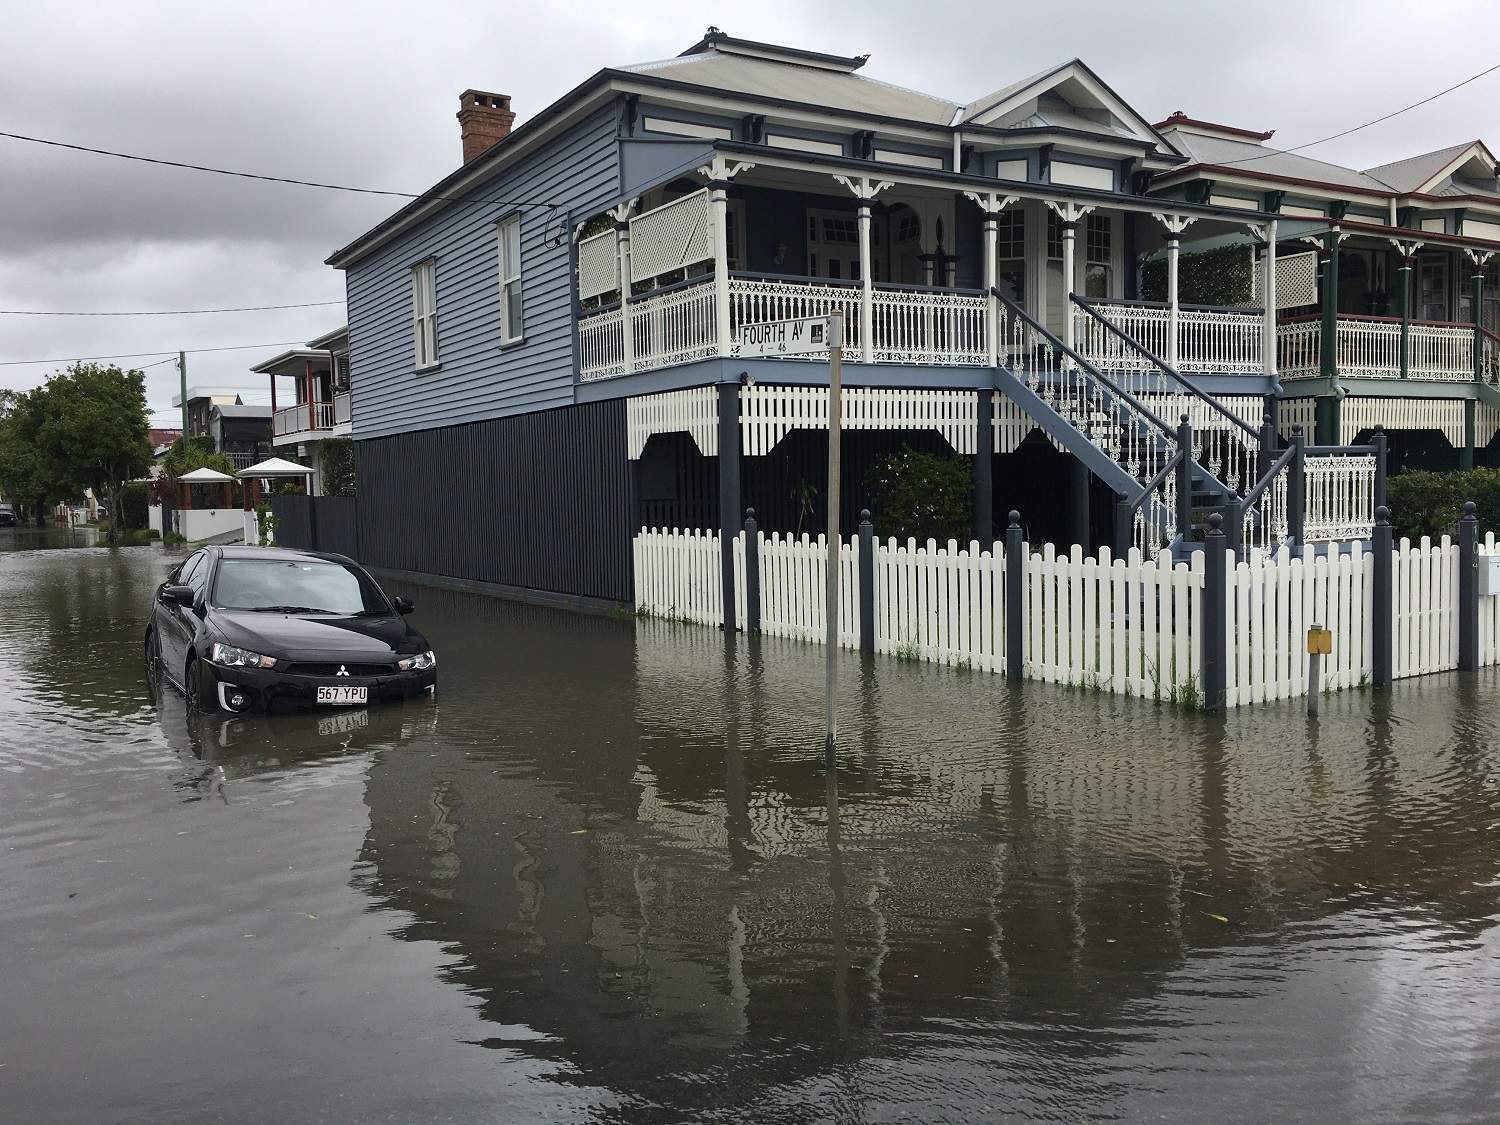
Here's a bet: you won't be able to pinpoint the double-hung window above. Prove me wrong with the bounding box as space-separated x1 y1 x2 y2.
497 214 523 344
411 259 438 369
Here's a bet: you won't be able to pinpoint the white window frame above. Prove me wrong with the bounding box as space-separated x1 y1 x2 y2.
410 259 438 370
497 214 523 345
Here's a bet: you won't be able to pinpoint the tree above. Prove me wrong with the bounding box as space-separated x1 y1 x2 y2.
34 363 152 544
0 387 66 526
866 446 973 544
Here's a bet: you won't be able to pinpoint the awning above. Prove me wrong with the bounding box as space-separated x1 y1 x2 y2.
239 456 313 477
177 467 236 483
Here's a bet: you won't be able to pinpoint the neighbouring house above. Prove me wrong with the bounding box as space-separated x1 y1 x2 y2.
249 327 351 496
169 387 273 471
318 28 1500 608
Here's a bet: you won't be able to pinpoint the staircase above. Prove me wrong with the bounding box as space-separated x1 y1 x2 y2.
993 290 1289 557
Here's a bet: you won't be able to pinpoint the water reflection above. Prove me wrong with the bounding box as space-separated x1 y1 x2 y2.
347 588 1500 1120
2 545 1498 1121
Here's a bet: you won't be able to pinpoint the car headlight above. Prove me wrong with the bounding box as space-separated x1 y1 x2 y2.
211 642 276 669
397 650 436 671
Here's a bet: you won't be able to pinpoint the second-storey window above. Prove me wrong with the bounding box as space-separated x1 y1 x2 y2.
497 215 523 343
411 260 438 369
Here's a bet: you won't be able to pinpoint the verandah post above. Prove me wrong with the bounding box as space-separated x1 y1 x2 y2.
1202 512 1227 714
718 382 740 631
858 509 875 654
974 389 993 544
1372 504 1393 689
744 508 760 636
1459 500 1479 672
1004 510 1024 682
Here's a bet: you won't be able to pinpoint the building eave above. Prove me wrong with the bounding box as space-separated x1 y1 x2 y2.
1151 162 1393 201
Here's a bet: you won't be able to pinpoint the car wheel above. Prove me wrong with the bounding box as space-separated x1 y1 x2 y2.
144 630 162 693
186 657 222 714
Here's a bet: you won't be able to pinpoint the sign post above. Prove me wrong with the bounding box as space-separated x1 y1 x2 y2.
824 313 843 758
738 313 841 754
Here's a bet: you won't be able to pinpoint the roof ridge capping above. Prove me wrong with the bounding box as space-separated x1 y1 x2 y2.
681 26 870 73
1154 111 1274 142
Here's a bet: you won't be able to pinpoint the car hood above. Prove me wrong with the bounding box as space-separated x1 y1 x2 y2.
211 610 426 661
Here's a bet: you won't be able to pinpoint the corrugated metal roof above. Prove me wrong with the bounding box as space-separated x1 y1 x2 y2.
959 62 1069 124
618 51 959 125
1161 127 1390 192
1363 142 1480 193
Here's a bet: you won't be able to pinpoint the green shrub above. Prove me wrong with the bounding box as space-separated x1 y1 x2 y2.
162 531 187 546
1141 243 1254 307
120 481 149 529
320 436 356 496
866 446 973 544
1387 467 1500 542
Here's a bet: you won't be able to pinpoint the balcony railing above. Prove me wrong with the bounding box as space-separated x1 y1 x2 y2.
334 391 351 425
273 400 337 436
1278 315 1495 381
1072 299 1265 374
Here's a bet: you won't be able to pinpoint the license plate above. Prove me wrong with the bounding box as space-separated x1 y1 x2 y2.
317 685 368 705
318 709 369 736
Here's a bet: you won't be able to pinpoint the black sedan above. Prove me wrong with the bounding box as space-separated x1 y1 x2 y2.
145 546 437 714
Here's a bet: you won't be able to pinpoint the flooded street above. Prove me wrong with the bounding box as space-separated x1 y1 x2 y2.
2 531 1499 1123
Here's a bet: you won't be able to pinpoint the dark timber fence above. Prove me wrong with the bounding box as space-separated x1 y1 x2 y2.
355 400 633 603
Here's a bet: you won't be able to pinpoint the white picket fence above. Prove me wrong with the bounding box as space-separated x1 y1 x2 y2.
632 528 1488 708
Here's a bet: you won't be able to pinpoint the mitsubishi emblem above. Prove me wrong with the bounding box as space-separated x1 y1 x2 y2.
336 664 350 677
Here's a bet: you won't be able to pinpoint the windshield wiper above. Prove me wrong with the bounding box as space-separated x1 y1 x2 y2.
248 605 336 614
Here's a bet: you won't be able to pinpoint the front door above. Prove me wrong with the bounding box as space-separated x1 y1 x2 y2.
1418 254 1449 321
806 210 864 281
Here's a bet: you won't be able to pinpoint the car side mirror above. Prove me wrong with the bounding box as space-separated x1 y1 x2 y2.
393 596 414 614
163 584 196 607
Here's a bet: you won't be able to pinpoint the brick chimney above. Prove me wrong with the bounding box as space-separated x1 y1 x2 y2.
457 89 516 163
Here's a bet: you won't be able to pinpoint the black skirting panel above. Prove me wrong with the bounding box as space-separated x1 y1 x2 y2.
355 400 634 603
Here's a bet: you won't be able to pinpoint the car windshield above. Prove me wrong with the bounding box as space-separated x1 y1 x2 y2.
211 558 390 615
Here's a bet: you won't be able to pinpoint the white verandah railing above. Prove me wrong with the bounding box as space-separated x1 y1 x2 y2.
1072 301 1264 374
273 401 335 436
1278 315 1478 380
580 284 1265 381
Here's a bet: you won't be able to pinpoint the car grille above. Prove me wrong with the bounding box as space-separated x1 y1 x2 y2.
280 662 394 677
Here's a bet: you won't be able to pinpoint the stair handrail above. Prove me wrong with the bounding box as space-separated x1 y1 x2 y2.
991 287 1175 439
1070 293 1260 441
1112 444 1186 553
1227 442 1296 556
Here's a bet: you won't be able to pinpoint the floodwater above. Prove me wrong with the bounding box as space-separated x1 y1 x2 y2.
2 531 1499 1124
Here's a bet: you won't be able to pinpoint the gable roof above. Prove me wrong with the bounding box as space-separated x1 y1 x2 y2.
958 59 1181 157
1364 140 1497 194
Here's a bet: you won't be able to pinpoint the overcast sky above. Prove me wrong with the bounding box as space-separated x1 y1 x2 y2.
4 0 1497 423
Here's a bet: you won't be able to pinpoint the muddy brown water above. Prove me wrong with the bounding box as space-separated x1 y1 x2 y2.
2 530 1498 1123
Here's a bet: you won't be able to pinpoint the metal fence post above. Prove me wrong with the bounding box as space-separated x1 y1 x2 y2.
1289 425 1306 545
858 509 875 654
1175 415 1192 545
1459 500 1478 672
743 508 760 636
1372 504 1393 689
1005 510 1024 682
1371 425 1388 514
1202 512 1227 714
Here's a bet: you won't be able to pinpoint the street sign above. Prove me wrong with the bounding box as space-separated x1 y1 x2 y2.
738 316 833 358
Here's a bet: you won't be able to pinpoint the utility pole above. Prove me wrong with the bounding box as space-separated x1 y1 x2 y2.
177 350 189 443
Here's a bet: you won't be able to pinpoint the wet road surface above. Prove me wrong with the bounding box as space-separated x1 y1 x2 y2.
2 528 1499 1122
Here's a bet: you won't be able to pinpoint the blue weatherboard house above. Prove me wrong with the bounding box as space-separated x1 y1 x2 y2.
325 29 1500 607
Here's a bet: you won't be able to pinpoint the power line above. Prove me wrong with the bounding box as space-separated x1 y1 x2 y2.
0 300 344 317
0 128 563 213
1216 60 1500 167
0 339 311 368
